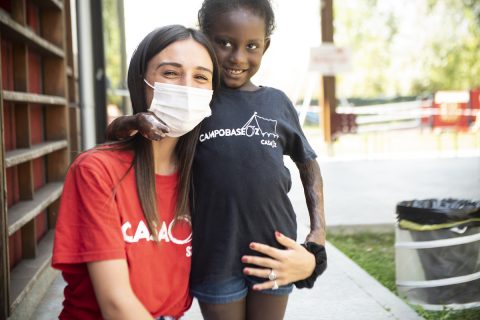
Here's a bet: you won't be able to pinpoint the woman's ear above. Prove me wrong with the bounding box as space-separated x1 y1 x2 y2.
263 37 271 54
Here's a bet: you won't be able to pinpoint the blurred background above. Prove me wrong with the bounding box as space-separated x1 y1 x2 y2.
0 0 478 319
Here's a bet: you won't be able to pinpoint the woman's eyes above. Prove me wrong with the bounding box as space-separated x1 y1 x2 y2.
247 43 259 50
195 74 210 82
162 70 210 83
163 70 179 77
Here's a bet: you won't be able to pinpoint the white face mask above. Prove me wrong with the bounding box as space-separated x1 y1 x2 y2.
144 80 213 137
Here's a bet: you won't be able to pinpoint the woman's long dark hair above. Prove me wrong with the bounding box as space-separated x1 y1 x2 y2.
114 25 219 238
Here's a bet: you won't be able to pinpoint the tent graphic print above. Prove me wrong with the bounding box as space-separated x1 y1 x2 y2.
241 112 279 138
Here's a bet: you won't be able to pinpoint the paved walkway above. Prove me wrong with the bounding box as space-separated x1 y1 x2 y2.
33 132 480 319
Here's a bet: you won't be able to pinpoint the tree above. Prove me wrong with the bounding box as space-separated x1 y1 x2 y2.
102 0 126 106
335 0 480 98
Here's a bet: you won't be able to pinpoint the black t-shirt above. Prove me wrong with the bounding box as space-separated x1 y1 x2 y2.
191 86 316 284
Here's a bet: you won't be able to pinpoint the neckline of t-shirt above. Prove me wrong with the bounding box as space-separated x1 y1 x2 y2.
219 86 268 95
95 148 179 182
155 171 179 182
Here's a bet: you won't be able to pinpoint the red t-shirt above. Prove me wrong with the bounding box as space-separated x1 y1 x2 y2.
52 149 192 319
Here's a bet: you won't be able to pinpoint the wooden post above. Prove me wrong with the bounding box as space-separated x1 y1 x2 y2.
320 0 336 146
0 91 11 320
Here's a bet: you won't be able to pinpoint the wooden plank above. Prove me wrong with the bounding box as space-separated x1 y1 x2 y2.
14 103 30 149
17 161 33 201
43 57 66 97
0 58 11 320
7 182 63 235
320 0 336 145
47 198 60 228
21 219 36 258
13 44 27 92
11 0 27 26
41 6 64 47
30 0 64 11
9 230 54 313
45 105 67 140
5 140 67 168
68 105 81 157
46 149 68 182
2 90 66 105
65 0 75 81
0 8 64 58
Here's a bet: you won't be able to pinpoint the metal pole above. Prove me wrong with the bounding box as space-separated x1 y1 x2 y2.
76 0 96 149
117 0 129 114
90 0 107 144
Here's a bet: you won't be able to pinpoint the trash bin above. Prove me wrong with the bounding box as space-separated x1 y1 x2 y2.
395 198 480 311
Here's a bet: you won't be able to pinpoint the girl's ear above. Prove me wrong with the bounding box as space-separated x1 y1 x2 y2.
263 37 271 53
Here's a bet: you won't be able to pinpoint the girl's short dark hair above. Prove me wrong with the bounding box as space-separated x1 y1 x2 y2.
198 0 276 38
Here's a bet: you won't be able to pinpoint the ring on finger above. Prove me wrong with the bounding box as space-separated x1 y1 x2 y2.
268 269 277 281
272 280 279 290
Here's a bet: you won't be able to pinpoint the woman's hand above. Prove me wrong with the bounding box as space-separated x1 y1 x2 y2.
241 231 315 291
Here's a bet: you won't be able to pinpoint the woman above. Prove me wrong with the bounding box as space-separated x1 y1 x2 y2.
52 25 219 319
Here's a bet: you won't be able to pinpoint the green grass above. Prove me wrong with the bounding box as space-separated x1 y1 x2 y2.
328 232 480 320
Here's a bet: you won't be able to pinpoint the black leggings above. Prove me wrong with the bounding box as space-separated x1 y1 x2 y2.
199 290 289 320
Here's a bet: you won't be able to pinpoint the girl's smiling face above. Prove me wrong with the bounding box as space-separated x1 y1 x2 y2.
208 7 270 91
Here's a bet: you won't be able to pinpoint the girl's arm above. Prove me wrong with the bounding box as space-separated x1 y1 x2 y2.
296 159 326 245
106 112 169 141
87 259 154 320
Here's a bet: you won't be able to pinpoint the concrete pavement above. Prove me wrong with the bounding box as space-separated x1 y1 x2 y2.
32 131 480 319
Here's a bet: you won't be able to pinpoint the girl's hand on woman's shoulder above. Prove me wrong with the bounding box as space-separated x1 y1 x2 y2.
241 231 315 291
106 112 170 141
134 112 170 141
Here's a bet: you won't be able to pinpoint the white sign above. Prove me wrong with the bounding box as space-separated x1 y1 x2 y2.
309 44 352 75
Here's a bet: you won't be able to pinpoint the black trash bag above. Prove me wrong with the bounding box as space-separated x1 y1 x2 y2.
395 198 480 306
396 198 480 225
410 228 480 305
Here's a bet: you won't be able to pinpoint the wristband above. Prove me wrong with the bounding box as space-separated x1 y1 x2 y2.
294 242 327 289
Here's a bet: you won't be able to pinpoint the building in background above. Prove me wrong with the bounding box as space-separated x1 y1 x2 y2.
0 0 127 318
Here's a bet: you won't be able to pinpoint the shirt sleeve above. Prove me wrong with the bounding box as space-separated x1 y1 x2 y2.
280 92 317 163
52 154 126 270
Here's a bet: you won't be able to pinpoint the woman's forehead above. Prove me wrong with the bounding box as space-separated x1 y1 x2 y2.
149 38 213 70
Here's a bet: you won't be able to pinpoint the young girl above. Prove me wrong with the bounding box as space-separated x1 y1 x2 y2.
107 1 327 319
52 25 219 319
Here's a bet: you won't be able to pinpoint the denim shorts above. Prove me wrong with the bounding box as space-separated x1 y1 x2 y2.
190 276 293 304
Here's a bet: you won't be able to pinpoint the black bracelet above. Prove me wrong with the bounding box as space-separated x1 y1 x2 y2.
294 242 327 289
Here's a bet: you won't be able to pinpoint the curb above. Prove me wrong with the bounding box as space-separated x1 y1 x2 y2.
326 242 424 320
327 223 395 235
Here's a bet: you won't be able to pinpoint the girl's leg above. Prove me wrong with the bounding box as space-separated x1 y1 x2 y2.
246 290 289 320
198 299 247 320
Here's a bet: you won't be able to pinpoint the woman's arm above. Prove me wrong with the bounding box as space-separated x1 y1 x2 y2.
106 112 169 141
296 159 326 245
87 259 154 320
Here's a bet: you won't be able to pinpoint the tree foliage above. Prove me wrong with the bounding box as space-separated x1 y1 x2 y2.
102 0 126 106
335 0 480 98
